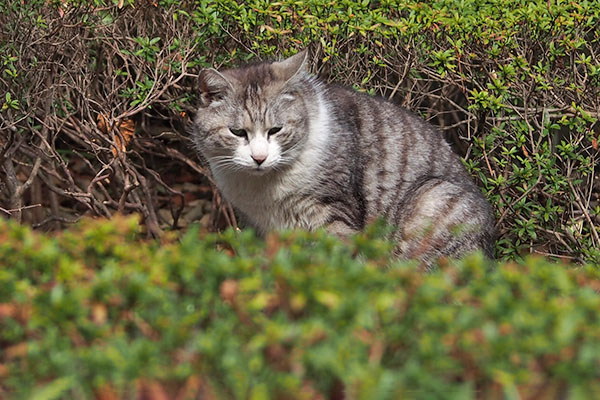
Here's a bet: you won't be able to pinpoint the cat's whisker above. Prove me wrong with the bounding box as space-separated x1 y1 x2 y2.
209 157 251 173
208 155 235 163
275 158 293 168
209 159 233 168
279 141 304 158
214 161 245 171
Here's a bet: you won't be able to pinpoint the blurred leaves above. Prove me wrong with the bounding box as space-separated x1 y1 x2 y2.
1 216 600 398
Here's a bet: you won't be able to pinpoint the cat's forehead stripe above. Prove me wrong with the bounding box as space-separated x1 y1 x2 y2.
230 63 275 87
242 87 267 126
231 63 281 126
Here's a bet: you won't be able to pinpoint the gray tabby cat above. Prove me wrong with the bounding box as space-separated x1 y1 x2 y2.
192 50 495 266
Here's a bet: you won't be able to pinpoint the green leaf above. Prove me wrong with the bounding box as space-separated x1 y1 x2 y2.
29 377 74 400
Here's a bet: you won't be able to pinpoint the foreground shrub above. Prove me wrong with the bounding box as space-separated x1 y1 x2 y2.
1 0 599 263
1 216 599 399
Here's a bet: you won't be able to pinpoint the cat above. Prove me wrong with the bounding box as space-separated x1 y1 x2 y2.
192 50 495 267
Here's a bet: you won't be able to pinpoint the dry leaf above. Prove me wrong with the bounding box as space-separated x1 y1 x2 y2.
300 380 326 400
92 303 108 325
368 339 384 364
114 119 135 156
261 25 291 34
265 233 282 258
96 114 135 157
137 379 169 400
175 376 202 400
0 303 31 323
97 113 108 134
220 280 238 305
0 303 16 318
94 384 120 400
5 342 27 359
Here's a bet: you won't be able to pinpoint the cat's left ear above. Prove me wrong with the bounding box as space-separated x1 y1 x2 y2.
272 50 309 82
198 68 233 107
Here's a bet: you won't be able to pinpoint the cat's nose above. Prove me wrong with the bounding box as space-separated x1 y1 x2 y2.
252 154 267 165
249 137 268 165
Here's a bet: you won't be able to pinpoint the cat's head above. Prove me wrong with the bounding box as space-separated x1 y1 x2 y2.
193 50 317 175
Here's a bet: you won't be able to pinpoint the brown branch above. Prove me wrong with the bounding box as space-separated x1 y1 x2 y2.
568 180 600 248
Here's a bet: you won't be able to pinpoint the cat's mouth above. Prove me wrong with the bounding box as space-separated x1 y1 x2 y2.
245 160 285 175
246 165 272 175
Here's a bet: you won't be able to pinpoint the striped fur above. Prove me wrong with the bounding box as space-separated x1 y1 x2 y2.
192 51 495 267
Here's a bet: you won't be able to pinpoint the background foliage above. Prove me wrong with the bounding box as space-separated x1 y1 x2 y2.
2 2 600 397
2 216 600 399
1 2 599 257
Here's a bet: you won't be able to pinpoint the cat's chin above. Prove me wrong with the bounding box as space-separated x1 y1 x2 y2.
244 166 274 176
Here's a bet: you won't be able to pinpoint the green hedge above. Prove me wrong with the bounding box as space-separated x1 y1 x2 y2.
1 0 599 263
1 216 600 399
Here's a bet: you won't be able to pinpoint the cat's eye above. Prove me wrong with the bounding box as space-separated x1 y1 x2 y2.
268 127 282 136
229 128 247 138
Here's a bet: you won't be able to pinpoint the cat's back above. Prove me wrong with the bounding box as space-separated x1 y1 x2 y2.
321 84 472 220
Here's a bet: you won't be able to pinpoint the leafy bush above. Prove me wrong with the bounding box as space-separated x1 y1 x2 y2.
1 0 599 263
1 216 600 399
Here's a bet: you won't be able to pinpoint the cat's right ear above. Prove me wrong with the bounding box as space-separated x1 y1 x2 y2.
272 49 309 83
198 69 233 107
